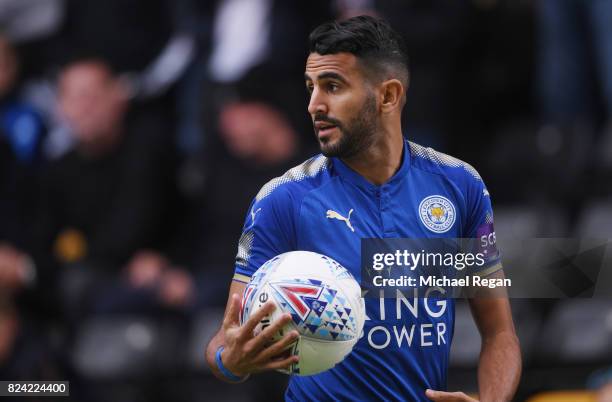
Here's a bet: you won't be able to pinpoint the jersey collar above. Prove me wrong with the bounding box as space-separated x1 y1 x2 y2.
331 138 411 192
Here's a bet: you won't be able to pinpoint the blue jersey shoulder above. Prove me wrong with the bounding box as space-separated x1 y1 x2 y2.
254 154 331 206
233 155 331 280
408 141 486 195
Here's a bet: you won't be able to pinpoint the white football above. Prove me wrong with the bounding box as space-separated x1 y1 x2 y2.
240 251 365 376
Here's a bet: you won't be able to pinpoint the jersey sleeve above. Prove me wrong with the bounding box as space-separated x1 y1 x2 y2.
233 185 297 283
463 174 502 277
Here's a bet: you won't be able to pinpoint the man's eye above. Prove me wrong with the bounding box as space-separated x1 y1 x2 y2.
306 85 314 94
328 83 339 92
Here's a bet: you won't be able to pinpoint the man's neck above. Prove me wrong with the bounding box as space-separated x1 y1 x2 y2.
341 131 404 186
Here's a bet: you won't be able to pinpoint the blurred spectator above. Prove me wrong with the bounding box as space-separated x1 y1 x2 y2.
17 0 201 165
34 59 191 319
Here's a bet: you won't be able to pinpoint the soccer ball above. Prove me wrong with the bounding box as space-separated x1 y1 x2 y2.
240 251 365 376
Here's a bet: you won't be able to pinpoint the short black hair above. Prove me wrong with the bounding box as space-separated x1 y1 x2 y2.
308 15 409 86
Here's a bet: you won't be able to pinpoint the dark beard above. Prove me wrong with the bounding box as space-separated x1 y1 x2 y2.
318 94 378 159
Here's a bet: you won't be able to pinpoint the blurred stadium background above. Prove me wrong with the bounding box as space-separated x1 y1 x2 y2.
0 0 611 401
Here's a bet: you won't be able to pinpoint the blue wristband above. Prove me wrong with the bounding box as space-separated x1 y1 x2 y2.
215 346 247 382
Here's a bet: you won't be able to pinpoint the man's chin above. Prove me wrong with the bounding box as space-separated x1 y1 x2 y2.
317 134 349 157
318 138 333 154
319 144 343 158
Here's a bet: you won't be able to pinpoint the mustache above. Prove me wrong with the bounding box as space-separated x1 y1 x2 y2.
313 115 342 128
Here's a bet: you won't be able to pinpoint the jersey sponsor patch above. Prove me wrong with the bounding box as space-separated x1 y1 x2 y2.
418 195 456 233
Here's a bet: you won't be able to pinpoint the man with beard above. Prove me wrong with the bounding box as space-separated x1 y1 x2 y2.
205 16 521 402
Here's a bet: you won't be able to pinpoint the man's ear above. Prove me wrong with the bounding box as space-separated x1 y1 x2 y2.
379 79 404 113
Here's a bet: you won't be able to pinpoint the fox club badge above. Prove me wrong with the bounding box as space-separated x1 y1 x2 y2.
419 195 456 233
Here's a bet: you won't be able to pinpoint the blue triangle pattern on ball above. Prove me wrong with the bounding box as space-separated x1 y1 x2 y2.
291 313 302 325
323 291 335 303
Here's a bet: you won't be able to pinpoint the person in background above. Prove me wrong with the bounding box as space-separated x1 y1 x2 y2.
36 58 193 320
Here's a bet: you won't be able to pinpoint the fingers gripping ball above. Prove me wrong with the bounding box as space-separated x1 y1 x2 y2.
240 251 365 376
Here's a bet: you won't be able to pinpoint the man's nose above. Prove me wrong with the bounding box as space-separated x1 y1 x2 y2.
308 88 328 116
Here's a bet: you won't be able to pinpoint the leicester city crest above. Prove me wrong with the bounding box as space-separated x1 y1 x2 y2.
419 195 456 233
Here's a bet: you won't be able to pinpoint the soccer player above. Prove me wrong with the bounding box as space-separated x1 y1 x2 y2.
205 16 521 402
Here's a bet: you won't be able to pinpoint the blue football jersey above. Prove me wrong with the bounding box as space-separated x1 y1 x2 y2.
233 139 501 401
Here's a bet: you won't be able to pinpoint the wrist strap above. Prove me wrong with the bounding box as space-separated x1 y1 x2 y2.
215 346 248 382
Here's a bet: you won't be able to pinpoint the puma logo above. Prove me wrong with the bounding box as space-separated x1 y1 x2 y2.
246 207 262 229
326 209 355 232
251 207 262 222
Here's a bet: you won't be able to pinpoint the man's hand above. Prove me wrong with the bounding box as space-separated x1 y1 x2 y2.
426 389 478 402
218 294 300 378
598 382 612 402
